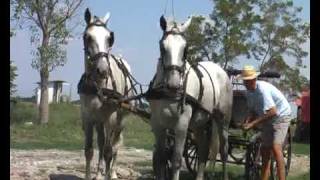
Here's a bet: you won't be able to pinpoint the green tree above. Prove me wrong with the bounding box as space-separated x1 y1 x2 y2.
253 0 310 93
184 16 211 64
11 0 83 124
252 0 309 70
10 61 18 97
208 0 259 69
10 30 18 97
185 0 309 94
261 56 309 94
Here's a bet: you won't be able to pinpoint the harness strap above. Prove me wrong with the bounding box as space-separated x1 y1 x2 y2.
198 63 216 108
112 54 145 105
106 56 117 92
191 63 204 103
111 55 130 95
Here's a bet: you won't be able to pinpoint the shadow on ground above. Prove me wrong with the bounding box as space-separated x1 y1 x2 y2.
49 174 83 180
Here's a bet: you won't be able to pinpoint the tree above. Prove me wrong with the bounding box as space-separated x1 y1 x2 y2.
252 0 309 70
208 0 259 69
11 0 83 124
185 0 309 94
10 31 18 97
253 0 310 94
261 56 309 95
184 16 207 63
10 61 18 97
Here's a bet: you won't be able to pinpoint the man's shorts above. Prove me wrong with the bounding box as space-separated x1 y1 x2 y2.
260 116 291 147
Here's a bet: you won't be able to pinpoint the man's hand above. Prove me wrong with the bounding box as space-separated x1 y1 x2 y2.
242 121 255 130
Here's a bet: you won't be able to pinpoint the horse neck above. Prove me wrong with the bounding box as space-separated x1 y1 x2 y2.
84 53 89 74
107 55 131 94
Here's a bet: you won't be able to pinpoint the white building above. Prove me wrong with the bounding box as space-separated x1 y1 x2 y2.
35 80 71 105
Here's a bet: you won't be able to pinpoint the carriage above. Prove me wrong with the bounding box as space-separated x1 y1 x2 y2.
118 69 294 180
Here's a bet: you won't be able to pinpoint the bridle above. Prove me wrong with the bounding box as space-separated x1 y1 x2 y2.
158 30 189 90
159 30 188 75
81 21 119 100
83 21 114 65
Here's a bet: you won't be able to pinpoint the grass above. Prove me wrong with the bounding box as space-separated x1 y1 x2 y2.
10 101 154 150
287 172 310 180
123 114 154 150
292 142 310 155
10 102 83 150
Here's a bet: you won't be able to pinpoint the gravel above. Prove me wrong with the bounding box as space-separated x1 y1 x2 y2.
10 147 309 180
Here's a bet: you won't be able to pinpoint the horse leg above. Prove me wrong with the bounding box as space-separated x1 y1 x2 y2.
103 133 113 180
194 127 210 180
96 122 105 180
217 120 229 180
171 105 192 180
84 121 94 180
103 112 124 180
110 127 123 179
207 118 219 179
152 126 167 180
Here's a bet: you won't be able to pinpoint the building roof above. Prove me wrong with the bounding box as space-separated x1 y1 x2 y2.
35 80 67 84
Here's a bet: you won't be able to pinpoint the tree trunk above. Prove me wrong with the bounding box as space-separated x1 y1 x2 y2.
39 68 49 124
39 34 50 124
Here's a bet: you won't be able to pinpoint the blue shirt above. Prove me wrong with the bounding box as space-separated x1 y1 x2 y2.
246 81 292 123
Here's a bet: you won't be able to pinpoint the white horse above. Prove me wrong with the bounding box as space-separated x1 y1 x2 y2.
147 16 233 180
78 8 135 180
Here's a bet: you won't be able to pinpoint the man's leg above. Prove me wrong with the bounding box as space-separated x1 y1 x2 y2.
272 144 286 180
260 147 272 180
272 120 290 180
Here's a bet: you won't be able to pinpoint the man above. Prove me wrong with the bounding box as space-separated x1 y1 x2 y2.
239 65 292 180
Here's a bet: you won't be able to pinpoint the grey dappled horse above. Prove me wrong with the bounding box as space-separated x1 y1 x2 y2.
78 8 135 180
147 16 233 180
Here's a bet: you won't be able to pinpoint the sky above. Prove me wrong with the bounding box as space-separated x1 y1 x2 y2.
10 0 310 100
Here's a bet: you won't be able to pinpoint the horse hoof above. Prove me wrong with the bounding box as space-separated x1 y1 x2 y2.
95 174 104 180
111 170 118 179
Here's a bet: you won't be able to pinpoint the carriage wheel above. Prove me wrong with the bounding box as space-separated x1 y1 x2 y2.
270 126 292 179
183 132 198 176
245 141 262 180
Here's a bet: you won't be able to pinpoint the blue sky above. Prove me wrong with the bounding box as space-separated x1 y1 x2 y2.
10 0 310 100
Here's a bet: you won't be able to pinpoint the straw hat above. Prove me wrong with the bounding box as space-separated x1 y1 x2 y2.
237 65 260 80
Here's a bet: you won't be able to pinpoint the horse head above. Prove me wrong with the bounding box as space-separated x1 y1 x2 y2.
158 15 192 90
83 8 114 81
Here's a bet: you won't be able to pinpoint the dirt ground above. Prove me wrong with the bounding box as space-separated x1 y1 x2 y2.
10 146 309 180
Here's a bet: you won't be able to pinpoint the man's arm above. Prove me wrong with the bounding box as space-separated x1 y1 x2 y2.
242 107 277 130
243 111 256 123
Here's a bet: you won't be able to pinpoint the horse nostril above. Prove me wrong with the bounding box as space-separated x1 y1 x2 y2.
97 68 107 76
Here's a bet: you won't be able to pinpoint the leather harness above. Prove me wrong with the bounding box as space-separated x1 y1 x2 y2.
78 21 138 104
146 30 210 113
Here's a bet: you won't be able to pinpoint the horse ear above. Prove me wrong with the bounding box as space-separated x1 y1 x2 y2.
102 12 111 25
85 8 92 25
179 16 192 32
108 31 114 47
160 15 167 31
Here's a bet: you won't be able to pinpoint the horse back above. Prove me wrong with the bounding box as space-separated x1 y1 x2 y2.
186 61 232 113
